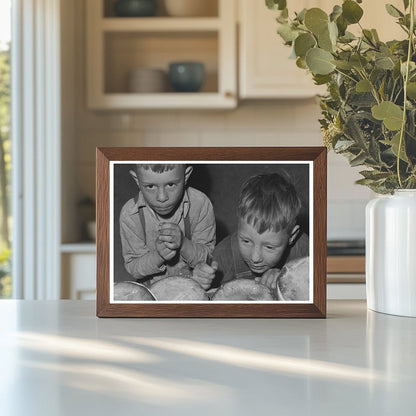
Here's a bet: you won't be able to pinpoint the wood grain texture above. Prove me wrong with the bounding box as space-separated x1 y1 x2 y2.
313 147 327 318
327 256 365 274
96 147 327 318
96 148 110 317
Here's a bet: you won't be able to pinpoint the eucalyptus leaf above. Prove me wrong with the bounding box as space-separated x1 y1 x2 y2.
334 139 355 151
304 8 329 35
306 48 336 75
313 74 332 85
399 14 411 29
330 5 342 22
266 0 287 11
363 29 376 46
318 27 334 52
328 21 338 45
369 136 382 163
296 8 307 23
375 55 395 70
360 170 391 180
350 54 368 70
372 101 404 131
355 178 378 186
339 31 356 43
380 44 393 56
401 61 416 76
344 114 367 147
350 152 368 166
370 67 386 85
294 33 316 58
336 15 348 36
277 23 298 43
407 82 416 99
333 60 353 70
355 178 390 189
356 79 372 92
269 0 416 193
389 132 409 162
371 29 380 43
378 78 386 100
276 14 288 24
296 57 308 69
385 4 404 17
342 0 363 24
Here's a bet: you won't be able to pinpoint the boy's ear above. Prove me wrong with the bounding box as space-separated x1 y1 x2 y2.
288 225 300 246
129 169 140 188
184 165 193 184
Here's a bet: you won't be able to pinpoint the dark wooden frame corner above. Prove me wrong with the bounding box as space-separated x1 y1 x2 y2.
96 147 327 318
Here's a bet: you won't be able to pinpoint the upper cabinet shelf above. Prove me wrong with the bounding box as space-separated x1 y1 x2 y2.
86 0 237 110
101 17 222 32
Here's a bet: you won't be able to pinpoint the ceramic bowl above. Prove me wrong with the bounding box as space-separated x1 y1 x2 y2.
114 0 158 17
128 68 167 93
164 0 217 17
168 61 205 92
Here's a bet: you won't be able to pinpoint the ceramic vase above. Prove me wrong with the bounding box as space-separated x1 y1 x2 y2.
366 189 416 317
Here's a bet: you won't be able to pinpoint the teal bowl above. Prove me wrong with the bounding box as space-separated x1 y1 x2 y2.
168 62 205 92
114 0 157 17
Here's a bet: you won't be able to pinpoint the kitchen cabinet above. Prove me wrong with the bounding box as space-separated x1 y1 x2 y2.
238 0 404 99
327 256 366 300
61 244 96 300
238 0 326 99
86 0 237 109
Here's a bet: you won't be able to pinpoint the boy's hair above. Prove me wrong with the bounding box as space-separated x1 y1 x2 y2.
237 173 301 234
135 164 185 174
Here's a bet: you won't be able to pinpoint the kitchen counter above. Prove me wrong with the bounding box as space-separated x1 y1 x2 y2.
0 300 415 415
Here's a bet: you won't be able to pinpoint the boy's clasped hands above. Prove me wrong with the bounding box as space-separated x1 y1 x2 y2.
156 222 182 261
157 221 218 290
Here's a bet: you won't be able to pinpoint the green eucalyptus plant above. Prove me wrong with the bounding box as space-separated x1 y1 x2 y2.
266 0 416 193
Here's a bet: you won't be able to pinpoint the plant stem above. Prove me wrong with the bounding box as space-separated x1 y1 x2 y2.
397 0 415 188
358 69 381 104
334 68 358 84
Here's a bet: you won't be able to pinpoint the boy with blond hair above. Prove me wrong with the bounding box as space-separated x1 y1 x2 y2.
119 164 216 288
195 172 309 295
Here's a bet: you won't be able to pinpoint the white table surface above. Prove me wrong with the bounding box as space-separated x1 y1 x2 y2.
0 300 415 416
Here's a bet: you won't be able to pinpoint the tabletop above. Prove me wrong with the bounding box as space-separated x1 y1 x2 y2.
0 300 415 416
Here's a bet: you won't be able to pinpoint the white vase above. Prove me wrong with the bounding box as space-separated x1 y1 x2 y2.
366 189 416 317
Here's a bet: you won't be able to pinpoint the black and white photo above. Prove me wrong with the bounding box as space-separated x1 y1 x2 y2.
96 147 326 318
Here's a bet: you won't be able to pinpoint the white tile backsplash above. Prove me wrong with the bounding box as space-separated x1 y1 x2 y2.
75 100 371 240
328 199 369 240
142 130 201 147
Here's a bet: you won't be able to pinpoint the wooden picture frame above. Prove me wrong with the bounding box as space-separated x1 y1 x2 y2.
96 147 327 318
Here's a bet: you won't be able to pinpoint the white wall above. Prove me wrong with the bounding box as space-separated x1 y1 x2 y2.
62 0 375 243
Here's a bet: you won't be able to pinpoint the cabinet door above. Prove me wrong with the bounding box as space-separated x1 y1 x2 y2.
239 0 326 99
86 0 237 109
239 0 404 99
61 253 96 300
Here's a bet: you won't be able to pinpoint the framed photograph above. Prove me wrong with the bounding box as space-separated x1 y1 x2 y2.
96 147 327 318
